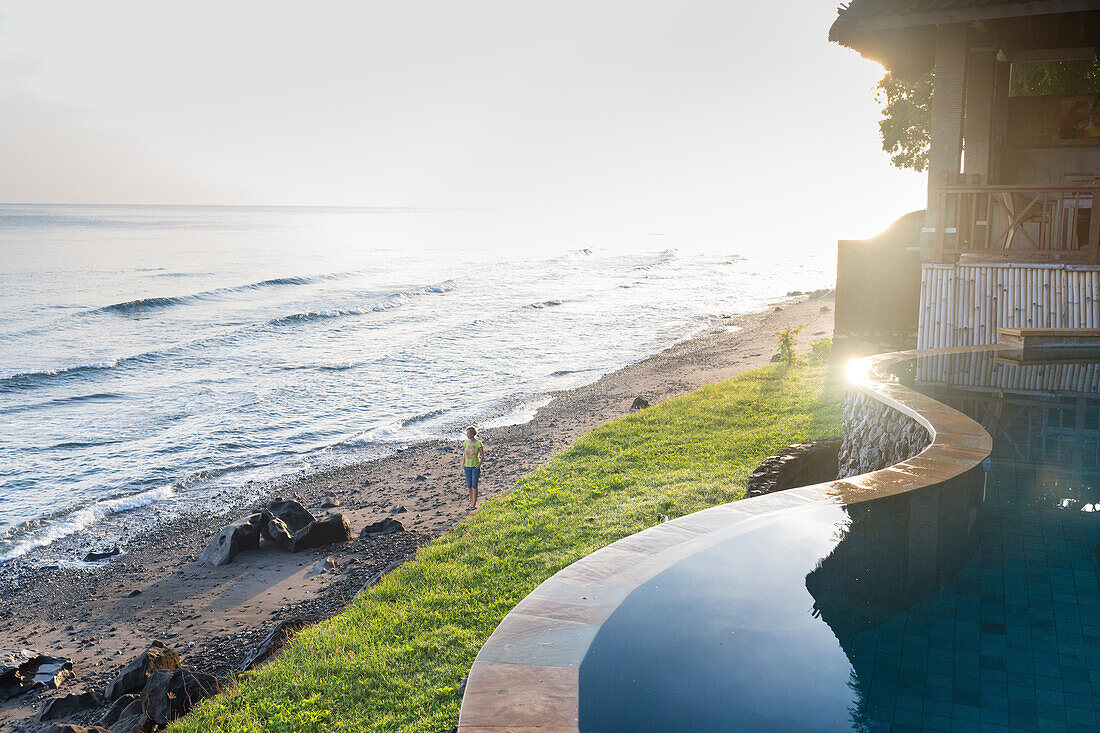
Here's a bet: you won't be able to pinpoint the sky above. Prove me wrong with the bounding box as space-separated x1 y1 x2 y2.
0 0 927 248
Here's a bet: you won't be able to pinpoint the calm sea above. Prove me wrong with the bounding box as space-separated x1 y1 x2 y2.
0 204 831 565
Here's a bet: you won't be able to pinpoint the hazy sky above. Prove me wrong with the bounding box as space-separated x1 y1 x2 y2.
0 1 926 246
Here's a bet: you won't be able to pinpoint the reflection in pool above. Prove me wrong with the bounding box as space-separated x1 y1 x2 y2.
579 353 1099 731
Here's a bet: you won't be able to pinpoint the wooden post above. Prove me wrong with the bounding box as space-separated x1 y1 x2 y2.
1090 172 1100 265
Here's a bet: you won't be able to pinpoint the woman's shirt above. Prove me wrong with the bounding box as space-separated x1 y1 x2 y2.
464 439 483 467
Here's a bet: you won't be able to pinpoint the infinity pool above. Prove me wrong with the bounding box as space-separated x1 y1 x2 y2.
579 353 1100 732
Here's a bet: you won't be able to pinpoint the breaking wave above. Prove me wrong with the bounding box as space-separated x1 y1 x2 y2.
526 299 563 309
268 280 454 326
87 273 347 315
0 484 176 564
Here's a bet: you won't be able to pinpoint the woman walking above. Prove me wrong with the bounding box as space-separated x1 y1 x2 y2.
462 426 484 510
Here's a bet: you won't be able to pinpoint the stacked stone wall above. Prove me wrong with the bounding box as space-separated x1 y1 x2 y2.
837 390 931 478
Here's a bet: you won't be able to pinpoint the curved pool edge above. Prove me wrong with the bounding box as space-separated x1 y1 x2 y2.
457 346 995 733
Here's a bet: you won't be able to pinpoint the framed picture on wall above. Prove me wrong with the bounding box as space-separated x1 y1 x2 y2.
1060 95 1100 138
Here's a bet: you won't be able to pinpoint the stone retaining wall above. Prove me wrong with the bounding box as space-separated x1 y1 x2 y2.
837 390 930 478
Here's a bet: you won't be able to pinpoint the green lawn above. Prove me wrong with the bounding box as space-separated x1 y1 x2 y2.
171 362 842 733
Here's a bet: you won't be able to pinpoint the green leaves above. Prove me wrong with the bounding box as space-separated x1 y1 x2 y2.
876 72 932 172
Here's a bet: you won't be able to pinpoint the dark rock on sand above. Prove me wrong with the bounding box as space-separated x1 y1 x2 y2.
142 668 221 726
389 504 407 514
112 709 153 733
125 589 141 598
199 513 263 566
287 514 352 552
320 495 341 508
629 396 650 411
241 619 311 671
264 499 316 533
83 547 121 562
0 649 74 700
95 693 139 729
104 697 145 731
38 690 103 721
49 725 112 733
360 518 404 538
104 641 180 700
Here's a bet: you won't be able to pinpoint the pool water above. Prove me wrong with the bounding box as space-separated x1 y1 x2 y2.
579 356 1100 732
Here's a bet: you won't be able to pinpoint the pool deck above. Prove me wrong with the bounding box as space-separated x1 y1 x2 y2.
457 346 996 732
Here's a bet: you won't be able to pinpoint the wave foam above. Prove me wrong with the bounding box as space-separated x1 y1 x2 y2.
0 484 176 564
526 299 563 309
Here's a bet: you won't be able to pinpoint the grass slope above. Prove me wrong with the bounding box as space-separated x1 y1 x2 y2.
172 363 842 733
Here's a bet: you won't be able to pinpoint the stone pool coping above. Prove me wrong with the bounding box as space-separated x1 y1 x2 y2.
456 346 996 733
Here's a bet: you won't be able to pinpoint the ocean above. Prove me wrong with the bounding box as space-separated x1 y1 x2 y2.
0 204 832 566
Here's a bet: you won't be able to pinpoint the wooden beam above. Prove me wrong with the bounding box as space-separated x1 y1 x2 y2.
854 1 1100 33
1000 46 1096 61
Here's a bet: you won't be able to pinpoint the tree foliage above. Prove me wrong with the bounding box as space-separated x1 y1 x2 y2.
875 59 1100 173
876 72 933 172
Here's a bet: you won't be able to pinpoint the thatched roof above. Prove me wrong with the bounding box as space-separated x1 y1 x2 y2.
830 0 1100 78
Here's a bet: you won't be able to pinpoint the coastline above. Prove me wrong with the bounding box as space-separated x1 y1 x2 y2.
1 294 833 731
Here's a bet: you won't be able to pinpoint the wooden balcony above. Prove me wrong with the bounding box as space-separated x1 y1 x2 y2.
933 180 1100 265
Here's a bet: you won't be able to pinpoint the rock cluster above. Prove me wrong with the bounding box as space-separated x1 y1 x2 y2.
1 648 73 701
104 641 180 700
199 499 352 566
50 641 222 732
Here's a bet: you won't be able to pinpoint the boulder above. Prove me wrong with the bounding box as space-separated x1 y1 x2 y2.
263 500 315 533
199 513 263 566
49 726 112 733
83 547 121 562
359 518 404 538
104 641 180 700
141 668 221 726
388 505 407 514
287 514 351 552
38 690 103 721
629 396 650 411
240 619 311 671
320 495 341 508
263 517 294 550
111 710 152 733
0 650 73 700
95 694 139 729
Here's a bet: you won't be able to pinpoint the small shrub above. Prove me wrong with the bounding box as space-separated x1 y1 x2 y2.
775 325 804 366
808 337 831 363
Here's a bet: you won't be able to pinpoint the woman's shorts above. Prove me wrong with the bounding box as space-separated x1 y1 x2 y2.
464 466 480 488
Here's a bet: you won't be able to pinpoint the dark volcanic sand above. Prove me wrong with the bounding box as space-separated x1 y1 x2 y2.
1 296 832 731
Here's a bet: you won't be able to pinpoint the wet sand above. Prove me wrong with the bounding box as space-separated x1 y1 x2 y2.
1 294 833 731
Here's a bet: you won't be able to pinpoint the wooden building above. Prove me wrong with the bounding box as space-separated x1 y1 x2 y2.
830 0 1100 349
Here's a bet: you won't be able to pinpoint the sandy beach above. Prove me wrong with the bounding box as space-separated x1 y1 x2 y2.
1 293 832 731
